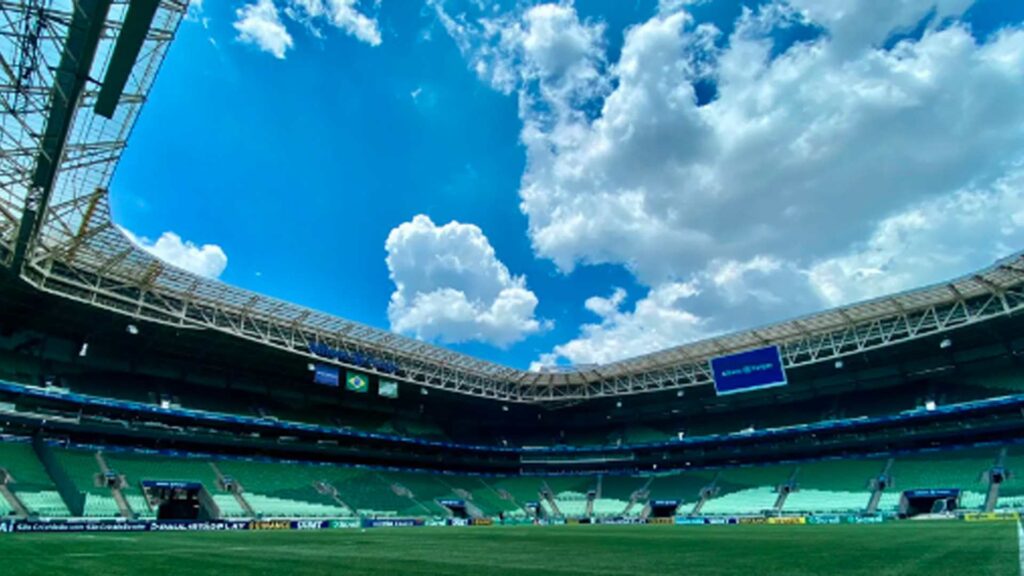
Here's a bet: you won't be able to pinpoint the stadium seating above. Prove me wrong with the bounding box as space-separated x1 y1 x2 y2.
105 451 219 487
380 470 457 516
16 491 69 517
323 468 425 517
993 446 1024 510
785 458 885 514
4 439 1016 519
647 471 715 510
489 476 544 507
889 448 994 510
104 451 225 517
0 441 70 516
54 448 122 517
600 474 645 500
216 460 351 517
124 492 156 518
700 465 793 516
590 476 641 516
700 487 777 515
213 494 247 517
437 475 523 517
590 498 630 517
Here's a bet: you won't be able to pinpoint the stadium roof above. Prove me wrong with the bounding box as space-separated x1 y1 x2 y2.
2 0 1024 402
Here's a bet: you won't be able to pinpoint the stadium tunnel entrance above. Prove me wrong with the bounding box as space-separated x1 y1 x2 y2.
142 481 216 521
899 489 960 518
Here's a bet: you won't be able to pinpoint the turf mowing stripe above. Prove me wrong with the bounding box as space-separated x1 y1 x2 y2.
1018 519 1024 576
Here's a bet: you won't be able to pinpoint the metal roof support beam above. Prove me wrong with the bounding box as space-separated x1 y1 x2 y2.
94 0 160 118
11 0 113 270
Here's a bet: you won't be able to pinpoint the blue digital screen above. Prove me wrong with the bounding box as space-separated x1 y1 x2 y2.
313 364 340 387
710 345 787 396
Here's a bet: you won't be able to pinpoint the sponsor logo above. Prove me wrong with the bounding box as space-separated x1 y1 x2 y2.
329 519 361 529
738 517 769 525
806 515 840 525
767 516 806 525
964 512 1019 522
846 516 884 524
251 521 291 531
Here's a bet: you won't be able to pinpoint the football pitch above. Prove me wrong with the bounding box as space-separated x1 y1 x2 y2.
0 522 1018 575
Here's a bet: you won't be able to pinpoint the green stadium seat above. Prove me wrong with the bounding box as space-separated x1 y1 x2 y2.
890 448 996 511
439 476 521 516
0 441 70 517
217 460 351 517
213 494 247 517
53 448 121 517
17 491 70 517
785 458 885 514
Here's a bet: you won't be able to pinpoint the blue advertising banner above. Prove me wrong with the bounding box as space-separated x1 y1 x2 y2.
313 364 340 387
710 346 787 396
903 488 960 498
140 480 202 490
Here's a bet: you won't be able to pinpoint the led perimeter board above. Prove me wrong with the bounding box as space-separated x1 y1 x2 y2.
710 345 788 396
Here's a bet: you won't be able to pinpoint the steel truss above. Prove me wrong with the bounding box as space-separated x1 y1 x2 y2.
5 0 1024 403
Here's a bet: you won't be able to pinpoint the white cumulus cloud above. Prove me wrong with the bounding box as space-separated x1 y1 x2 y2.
234 0 294 59
386 215 547 347
286 0 382 46
121 228 228 279
534 256 814 368
435 1 1024 366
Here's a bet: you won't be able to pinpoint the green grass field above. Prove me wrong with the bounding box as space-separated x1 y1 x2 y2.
0 522 1017 575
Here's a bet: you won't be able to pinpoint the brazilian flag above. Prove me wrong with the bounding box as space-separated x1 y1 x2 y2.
346 371 369 393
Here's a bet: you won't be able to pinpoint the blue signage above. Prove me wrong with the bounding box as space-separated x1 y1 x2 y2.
710 346 787 396
140 480 202 490
313 364 340 387
903 488 960 499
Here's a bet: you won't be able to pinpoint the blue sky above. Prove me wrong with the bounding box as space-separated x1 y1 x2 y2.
112 0 1024 369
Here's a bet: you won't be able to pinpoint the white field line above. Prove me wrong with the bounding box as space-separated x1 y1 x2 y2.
1016 518 1024 576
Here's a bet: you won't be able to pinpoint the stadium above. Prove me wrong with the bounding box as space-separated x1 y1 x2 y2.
0 1 1023 574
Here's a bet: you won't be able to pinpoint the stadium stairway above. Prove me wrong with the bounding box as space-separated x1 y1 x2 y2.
888 447 999 512
445 476 525 518
0 440 71 517
647 471 715 516
380 471 456 517
543 476 595 518
94 451 137 518
215 460 351 518
324 468 428 517
209 462 256 517
597 474 646 518
784 458 885 515
54 448 123 518
104 451 228 516
696 466 792 516
488 476 545 516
